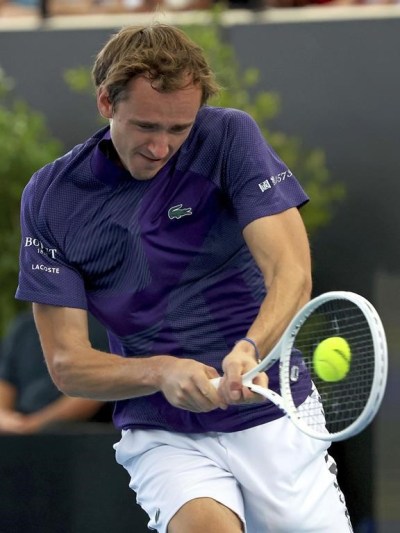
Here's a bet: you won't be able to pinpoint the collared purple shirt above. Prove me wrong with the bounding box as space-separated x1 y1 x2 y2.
16 106 311 432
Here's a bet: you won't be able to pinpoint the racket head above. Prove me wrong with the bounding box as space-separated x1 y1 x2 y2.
279 291 388 442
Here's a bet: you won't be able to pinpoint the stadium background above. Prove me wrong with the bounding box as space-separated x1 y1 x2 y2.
0 8 399 532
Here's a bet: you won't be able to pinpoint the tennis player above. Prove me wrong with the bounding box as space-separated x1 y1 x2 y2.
16 24 353 532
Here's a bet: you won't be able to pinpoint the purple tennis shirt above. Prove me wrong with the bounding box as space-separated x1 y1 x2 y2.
16 106 311 432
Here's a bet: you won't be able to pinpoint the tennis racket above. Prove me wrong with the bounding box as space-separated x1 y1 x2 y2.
212 291 388 442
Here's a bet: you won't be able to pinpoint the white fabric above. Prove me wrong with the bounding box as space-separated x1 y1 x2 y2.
114 393 353 533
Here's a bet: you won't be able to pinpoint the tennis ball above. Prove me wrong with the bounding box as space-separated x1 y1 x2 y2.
313 337 351 382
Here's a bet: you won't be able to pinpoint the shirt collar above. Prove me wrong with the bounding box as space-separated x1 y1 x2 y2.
90 128 132 186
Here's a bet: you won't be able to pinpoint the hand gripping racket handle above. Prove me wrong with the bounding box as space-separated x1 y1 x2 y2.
210 378 287 411
210 372 261 389
210 371 260 390
210 340 281 390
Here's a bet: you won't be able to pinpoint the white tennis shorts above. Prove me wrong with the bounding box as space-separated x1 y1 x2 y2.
114 392 353 533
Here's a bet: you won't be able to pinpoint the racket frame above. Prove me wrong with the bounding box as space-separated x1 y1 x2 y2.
277 291 388 441
218 291 388 442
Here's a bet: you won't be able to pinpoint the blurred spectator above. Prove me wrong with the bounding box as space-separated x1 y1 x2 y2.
98 0 160 13
0 0 37 15
1 0 398 13
0 0 216 16
266 0 399 6
0 309 112 435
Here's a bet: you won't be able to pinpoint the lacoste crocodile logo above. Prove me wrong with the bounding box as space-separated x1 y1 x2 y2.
168 204 193 220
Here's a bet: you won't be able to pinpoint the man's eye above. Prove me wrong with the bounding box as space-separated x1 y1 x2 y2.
170 127 188 134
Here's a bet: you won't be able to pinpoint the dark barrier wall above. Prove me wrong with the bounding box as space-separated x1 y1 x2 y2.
227 16 400 296
0 14 399 290
0 429 149 533
0 13 399 286
0 11 399 532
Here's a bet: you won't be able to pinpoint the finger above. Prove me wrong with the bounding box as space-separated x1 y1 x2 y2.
241 371 269 403
200 385 228 410
252 370 269 388
222 367 246 402
175 385 227 412
216 373 268 405
216 375 243 404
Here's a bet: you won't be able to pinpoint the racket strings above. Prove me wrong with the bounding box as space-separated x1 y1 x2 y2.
284 300 376 436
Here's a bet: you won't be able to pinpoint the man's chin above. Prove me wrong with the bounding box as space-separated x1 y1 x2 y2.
129 163 165 181
130 171 158 181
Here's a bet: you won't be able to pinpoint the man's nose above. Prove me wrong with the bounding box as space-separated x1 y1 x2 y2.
147 132 169 159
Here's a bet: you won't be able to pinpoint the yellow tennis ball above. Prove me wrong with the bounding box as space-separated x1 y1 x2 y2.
313 336 351 382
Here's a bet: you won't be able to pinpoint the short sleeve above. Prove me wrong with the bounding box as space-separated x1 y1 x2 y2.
16 175 88 309
223 111 309 229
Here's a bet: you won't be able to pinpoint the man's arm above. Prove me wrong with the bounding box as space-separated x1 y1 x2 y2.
33 304 226 412
0 379 26 434
33 208 309 410
243 206 312 355
19 396 106 434
0 377 106 434
218 207 312 402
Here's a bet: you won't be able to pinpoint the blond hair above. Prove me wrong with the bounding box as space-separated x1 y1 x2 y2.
92 24 220 107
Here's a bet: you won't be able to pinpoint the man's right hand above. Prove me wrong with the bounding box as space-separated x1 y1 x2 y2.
158 357 228 413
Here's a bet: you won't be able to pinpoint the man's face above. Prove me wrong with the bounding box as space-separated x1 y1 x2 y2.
97 75 202 180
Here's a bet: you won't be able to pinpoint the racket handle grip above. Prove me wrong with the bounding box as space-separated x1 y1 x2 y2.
210 377 221 389
210 376 254 388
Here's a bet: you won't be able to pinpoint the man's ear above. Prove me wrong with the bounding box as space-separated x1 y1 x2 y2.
97 86 113 119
